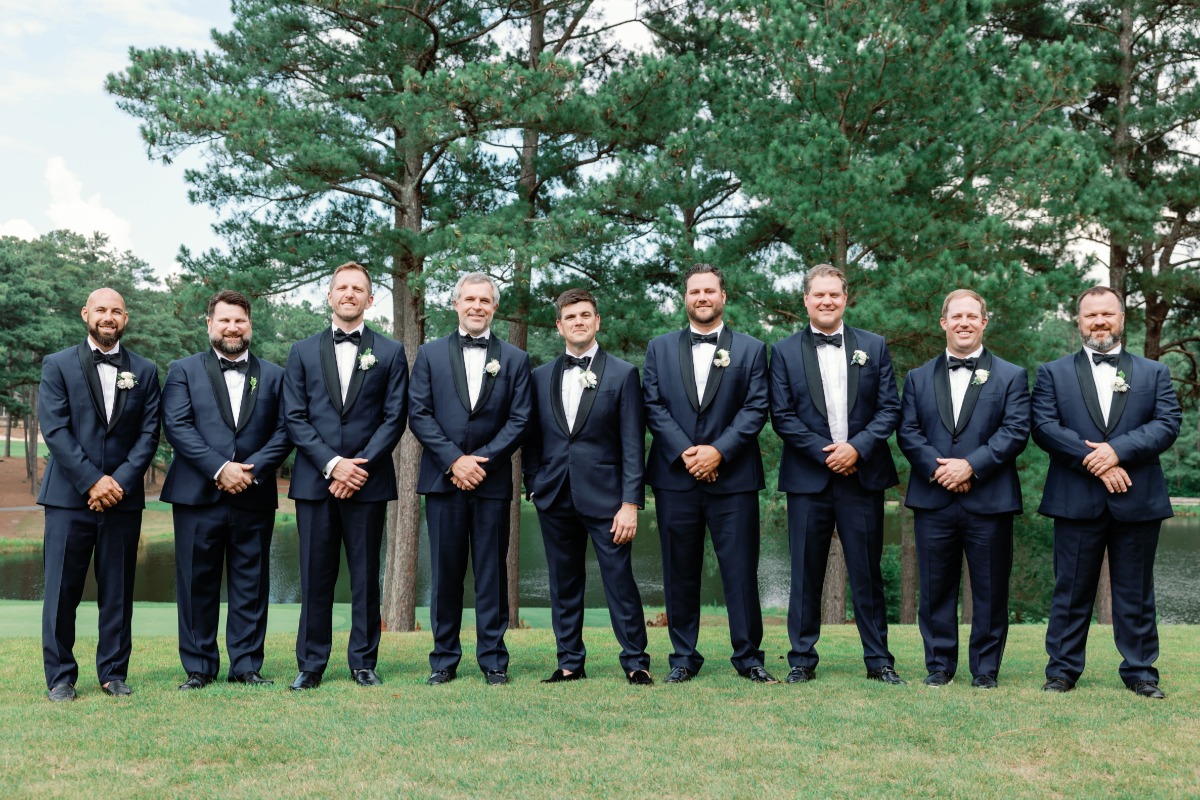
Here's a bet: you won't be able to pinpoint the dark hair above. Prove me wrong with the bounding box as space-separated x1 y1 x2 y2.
555 288 598 318
332 261 372 295
802 264 848 295
1076 285 1122 314
683 263 725 292
207 289 252 319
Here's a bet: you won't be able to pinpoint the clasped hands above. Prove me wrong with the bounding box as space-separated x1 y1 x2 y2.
450 454 489 491
682 445 721 483
1083 440 1131 494
86 475 124 511
216 462 256 495
933 457 973 494
823 441 859 476
329 457 370 499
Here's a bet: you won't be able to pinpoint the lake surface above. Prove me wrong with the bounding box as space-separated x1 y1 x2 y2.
2 509 1198 623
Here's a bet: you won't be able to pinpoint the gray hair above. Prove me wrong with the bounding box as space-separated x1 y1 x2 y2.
453 272 500 305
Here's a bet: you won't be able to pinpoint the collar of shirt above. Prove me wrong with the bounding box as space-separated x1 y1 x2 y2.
564 343 599 367
688 323 724 341
458 328 491 340
332 322 365 339
1083 344 1123 370
812 323 845 339
213 350 249 363
944 346 984 362
88 342 122 356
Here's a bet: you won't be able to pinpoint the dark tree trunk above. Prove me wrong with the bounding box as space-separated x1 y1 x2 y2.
960 555 973 625
821 530 848 624
1095 551 1113 624
899 507 918 624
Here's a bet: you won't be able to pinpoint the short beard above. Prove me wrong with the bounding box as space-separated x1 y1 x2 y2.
211 333 251 356
88 322 123 349
1082 330 1121 353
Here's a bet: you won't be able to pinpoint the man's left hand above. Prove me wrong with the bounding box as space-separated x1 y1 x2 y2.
329 479 359 499
611 503 638 545
216 462 255 494
934 457 974 490
822 442 859 475
1083 440 1120 475
683 445 723 481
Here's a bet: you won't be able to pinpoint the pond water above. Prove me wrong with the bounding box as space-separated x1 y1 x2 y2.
2 508 1197 623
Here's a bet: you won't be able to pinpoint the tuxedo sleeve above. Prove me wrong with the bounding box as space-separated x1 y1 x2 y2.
897 371 941 481
243 372 293 476
111 362 161 493
711 340 768 463
162 361 228 479
408 345 466 470
1105 362 1181 465
1031 363 1092 473
768 344 833 464
38 357 105 494
618 365 646 507
521 395 542 500
475 351 531 462
354 342 408 470
962 367 1030 480
283 344 339 472
846 342 900 461
642 340 693 461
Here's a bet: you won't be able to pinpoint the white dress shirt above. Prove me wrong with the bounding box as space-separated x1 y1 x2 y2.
461 328 491 408
324 323 366 478
946 346 984 426
561 343 599 431
814 325 848 443
690 323 723 402
88 341 121 423
1084 344 1122 425
213 350 251 480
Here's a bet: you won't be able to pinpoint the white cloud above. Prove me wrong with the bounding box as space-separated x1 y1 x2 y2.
44 156 134 252
0 218 38 240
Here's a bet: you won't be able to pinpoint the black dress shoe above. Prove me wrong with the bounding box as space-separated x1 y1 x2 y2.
1042 676 1074 693
485 670 508 686
427 670 455 686
664 666 694 683
1130 680 1165 699
289 671 322 691
351 668 383 686
866 666 907 685
101 679 132 697
47 683 76 702
627 670 654 686
922 671 953 687
228 670 273 685
178 673 215 691
972 675 998 689
740 666 779 684
785 666 815 684
541 668 586 684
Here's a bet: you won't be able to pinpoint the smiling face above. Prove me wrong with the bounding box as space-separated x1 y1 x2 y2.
454 279 497 336
82 288 127 351
684 271 725 331
803 275 847 334
1078 290 1124 353
556 300 600 354
940 295 987 357
327 266 374 327
207 300 252 357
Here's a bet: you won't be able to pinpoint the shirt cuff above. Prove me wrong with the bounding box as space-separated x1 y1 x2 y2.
323 456 342 479
213 461 230 481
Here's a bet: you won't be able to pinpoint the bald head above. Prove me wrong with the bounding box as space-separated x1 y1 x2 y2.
82 288 128 351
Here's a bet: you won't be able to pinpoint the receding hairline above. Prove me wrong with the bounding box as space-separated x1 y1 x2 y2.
84 287 126 309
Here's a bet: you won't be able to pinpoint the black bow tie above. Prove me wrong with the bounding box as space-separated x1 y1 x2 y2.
813 332 843 348
948 356 977 371
1092 352 1119 367
460 334 489 349
564 354 592 370
691 332 719 346
333 329 362 346
93 351 121 368
220 358 248 373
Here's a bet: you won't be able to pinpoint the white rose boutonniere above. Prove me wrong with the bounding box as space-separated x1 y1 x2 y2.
851 350 869 366
116 372 137 390
712 349 731 368
1113 370 1129 393
578 369 598 390
485 358 501 377
358 348 376 371
971 369 989 386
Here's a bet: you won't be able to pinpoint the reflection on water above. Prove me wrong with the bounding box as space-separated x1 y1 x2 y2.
2 508 1198 623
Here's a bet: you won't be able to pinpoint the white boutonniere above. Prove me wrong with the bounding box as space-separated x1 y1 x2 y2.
971 369 989 386
485 358 501 377
358 348 376 371
249 376 258 394
116 372 137 390
578 369 597 390
1113 370 1129 393
712 349 731 368
851 350 869 366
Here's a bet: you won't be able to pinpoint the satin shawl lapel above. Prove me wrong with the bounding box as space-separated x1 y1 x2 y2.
800 329 827 419
677 329 700 412
572 349 607 437
448 334 472 413
202 351 237 432
698 328 733 414
1107 351 1134 433
340 327 372 421
844 327 861 418
932 354 955 435
238 356 262 433
472 335 502 416
954 349 993 435
76 344 108 427
1073 350 1107 434
550 357 570 437
104 348 132 433
319 329 343 415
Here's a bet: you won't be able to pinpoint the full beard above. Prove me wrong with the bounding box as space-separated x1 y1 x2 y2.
1082 330 1121 352
89 322 123 349
211 333 251 356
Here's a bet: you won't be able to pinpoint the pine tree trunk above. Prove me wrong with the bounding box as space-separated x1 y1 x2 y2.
821 529 848 624
1095 551 1113 624
26 386 39 495
960 555 973 625
899 507 917 624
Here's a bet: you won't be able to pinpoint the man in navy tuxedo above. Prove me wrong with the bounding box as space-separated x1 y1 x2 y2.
1033 286 1180 699
161 290 292 690
39 287 161 701
643 264 775 684
769 264 903 686
409 272 532 686
283 263 408 690
898 289 1030 689
523 288 652 685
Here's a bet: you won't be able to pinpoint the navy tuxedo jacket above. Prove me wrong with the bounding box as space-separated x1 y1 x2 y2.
1032 350 1180 522
523 349 645 517
37 342 161 510
643 327 767 494
769 325 899 493
898 349 1030 514
408 333 532 500
160 351 292 511
283 326 408 502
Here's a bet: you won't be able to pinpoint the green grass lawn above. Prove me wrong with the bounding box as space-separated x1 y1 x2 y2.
1 607 1197 799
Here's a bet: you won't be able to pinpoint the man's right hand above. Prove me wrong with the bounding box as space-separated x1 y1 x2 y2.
451 455 489 490
1098 465 1133 494
216 462 255 494
87 475 124 512
330 457 369 489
